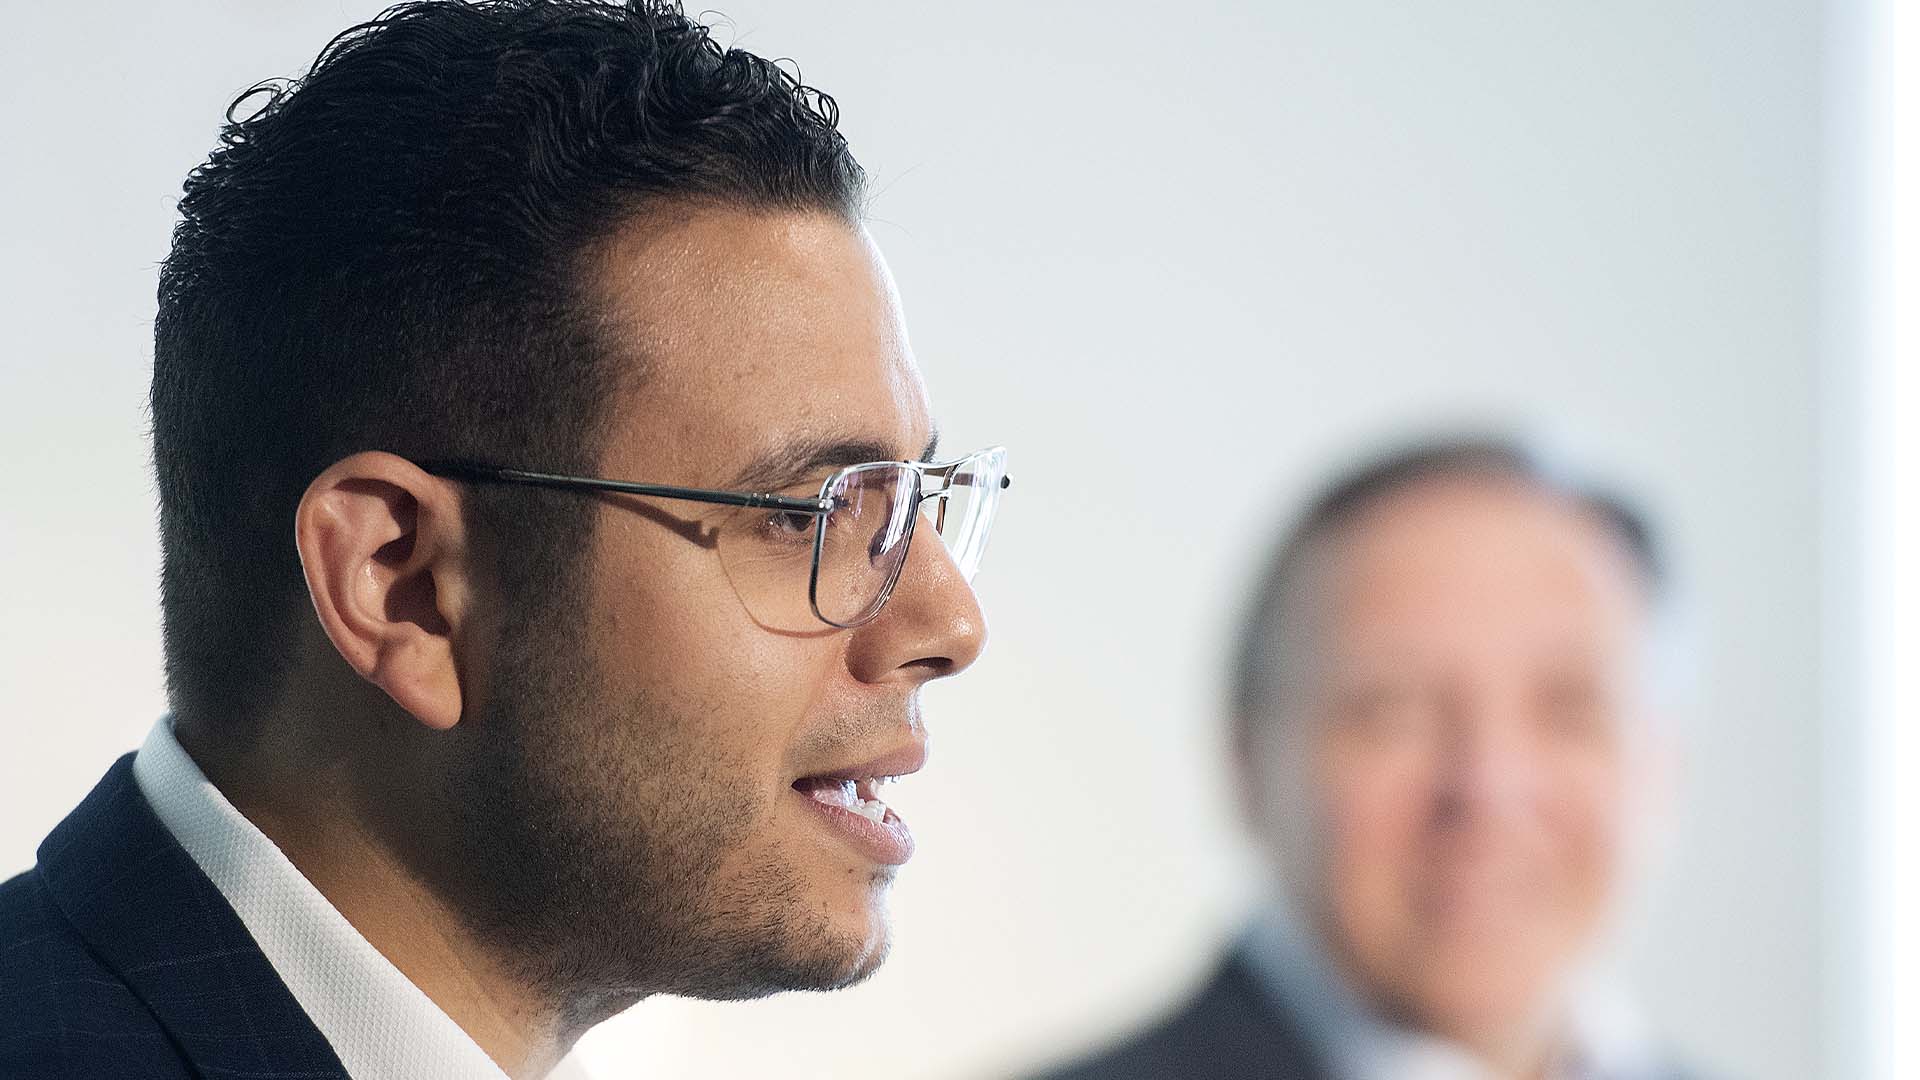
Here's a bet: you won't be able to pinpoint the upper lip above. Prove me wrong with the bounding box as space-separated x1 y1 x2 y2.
801 739 929 783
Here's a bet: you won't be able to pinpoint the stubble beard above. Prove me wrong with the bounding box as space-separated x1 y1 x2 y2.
431 591 891 1025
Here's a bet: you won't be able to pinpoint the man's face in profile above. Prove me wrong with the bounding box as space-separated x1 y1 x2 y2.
1247 479 1666 1045
440 208 986 1002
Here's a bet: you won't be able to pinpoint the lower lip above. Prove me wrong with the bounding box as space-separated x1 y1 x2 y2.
795 790 915 866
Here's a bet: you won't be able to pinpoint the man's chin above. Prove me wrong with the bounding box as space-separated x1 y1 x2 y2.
666 882 895 1000
1397 969 1561 1048
683 928 891 1001
805 937 892 993
784 907 894 993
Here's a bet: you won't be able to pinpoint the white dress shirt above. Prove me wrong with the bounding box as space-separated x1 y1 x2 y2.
1241 904 1664 1080
132 716 593 1080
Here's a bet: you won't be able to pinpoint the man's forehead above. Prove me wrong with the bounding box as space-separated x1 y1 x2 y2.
585 205 932 481
590 204 904 357
1323 483 1633 592
1287 481 1650 661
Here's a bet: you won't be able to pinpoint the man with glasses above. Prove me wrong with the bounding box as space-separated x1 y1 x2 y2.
0 3 1007 1077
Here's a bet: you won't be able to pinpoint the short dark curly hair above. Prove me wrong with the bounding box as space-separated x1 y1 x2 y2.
152 0 866 733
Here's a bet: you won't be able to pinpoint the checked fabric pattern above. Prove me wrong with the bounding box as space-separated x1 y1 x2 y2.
0 754 348 1078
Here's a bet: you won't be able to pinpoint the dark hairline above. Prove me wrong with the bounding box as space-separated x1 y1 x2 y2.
1227 436 1668 748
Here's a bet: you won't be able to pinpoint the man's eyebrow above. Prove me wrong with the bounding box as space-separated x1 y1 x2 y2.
732 430 941 492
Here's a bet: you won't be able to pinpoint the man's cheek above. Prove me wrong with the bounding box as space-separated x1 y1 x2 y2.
1323 801 1406 936
1536 778 1618 915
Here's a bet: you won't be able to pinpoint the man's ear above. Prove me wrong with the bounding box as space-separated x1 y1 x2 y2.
295 451 472 731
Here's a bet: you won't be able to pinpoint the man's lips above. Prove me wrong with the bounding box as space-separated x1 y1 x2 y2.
791 740 927 866
803 742 928 785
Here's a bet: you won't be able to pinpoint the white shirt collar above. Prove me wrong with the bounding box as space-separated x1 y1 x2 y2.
133 716 513 1080
1240 904 1664 1080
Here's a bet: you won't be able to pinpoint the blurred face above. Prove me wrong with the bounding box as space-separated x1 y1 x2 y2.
1245 480 1664 1050
447 208 989 1004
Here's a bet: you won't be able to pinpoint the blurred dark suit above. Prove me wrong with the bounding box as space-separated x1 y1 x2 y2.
1034 942 1702 1080
1035 949 1325 1080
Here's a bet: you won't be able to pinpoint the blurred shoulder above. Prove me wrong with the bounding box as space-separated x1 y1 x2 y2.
1028 955 1326 1080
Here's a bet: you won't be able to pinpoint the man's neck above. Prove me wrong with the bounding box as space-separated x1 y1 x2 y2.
177 722 575 1080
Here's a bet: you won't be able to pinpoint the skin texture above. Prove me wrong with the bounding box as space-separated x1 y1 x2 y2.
1240 478 1670 1078
179 208 987 1078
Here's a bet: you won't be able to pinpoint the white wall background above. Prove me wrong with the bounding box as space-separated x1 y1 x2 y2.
0 3 1850 1078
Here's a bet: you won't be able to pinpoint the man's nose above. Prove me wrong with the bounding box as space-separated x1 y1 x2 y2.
1433 698 1541 826
843 513 988 685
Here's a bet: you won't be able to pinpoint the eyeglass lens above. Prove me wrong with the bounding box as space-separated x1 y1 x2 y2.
812 462 922 627
713 447 1007 630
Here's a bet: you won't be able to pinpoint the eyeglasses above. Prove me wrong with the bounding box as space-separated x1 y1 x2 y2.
420 446 1010 629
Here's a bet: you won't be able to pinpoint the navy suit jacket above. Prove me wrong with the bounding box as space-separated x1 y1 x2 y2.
1032 948 1703 1080
1031 952 1327 1080
0 754 348 1078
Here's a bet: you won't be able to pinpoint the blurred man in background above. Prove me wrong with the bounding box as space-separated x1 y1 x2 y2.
1042 438 1691 1080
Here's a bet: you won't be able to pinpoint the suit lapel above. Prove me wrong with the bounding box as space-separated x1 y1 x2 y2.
36 754 348 1079
1212 947 1334 1078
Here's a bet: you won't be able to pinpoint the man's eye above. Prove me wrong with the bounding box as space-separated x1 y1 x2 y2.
1336 686 1431 741
765 510 817 538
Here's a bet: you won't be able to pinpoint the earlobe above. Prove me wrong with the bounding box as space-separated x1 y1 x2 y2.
295 452 470 731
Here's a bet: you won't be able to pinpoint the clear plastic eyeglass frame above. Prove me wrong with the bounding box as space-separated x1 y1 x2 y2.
419 445 1010 629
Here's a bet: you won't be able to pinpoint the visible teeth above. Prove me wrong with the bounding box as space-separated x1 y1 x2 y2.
805 779 860 810
802 777 892 823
